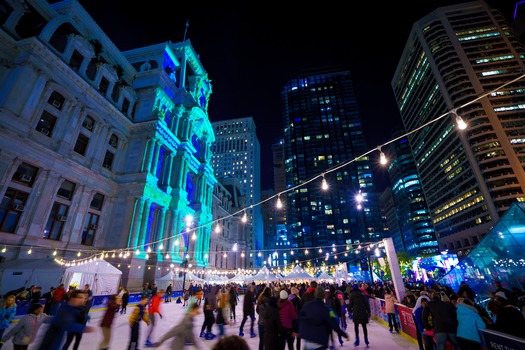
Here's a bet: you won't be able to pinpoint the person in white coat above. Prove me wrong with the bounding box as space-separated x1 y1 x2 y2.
0 303 52 349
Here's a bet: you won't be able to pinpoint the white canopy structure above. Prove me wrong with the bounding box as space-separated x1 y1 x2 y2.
62 259 122 295
316 271 334 282
0 259 64 296
248 267 280 282
156 270 176 290
228 273 249 284
285 265 314 280
184 271 205 283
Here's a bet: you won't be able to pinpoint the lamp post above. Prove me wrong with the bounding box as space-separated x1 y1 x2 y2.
181 257 189 291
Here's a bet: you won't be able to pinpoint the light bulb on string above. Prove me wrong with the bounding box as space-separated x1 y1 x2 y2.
215 223 221 233
135 249 140 255
451 109 467 130
165 253 170 259
1 246 6 253
27 247 32 254
321 174 328 190
77 251 81 257
191 231 197 240
379 147 387 165
276 195 283 209
241 210 248 223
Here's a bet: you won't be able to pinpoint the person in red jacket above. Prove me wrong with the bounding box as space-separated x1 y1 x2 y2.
50 284 67 315
145 289 164 347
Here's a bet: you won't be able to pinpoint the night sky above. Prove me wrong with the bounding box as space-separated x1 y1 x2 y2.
78 0 515 190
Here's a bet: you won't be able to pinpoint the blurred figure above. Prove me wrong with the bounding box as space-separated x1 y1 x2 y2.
98 294 121 350
255 286 272 350
120 288 129 315
127 295 150 350
229 285 237 322
422 289 460 350
211 335 249 350
61 291 90 350
145 289 164 347
486 299 525 339
37 290 94 350
200 285 218 340
0 295 17 340
216 288 231 340
50 284 67 316
299 287 349 349
0 303 51 350
261 296 281 350
165 283 173 303
42 287 56 314
238 284 256 338
153 302 201 349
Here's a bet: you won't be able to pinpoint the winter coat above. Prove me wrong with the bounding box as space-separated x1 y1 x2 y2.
243 288 255 315
278 298 298 330
456 303 486 343
1 312 51 345
256 295 269 326
157 312 201 350
384 292 398 314
348 289 370 324
0 304 17 330
100 298 120 328
422 298 458 334
298 298 347 346
262 299 281 350
414 306 425 333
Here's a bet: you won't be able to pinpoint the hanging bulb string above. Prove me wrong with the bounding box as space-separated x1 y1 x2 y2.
45 71 525 264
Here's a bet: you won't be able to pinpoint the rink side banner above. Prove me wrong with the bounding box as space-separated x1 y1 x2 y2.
396 304 417 339
481 329 525 350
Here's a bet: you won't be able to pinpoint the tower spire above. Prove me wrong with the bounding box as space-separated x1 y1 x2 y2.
183 20 189 41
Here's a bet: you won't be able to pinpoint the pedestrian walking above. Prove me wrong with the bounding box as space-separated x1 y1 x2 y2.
152 302 201 350
298 287 349 349
216 288 231 340
0 303 51 350
289 287 302 350
127 295 151 350
145 289 164 347
348 283 370 347
238 284 256 338
98 294 121 350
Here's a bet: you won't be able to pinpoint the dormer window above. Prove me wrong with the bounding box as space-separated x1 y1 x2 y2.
109 134 119 148
82 115 95 131
69 49 83 71
98 77 109 95
48 91 65 110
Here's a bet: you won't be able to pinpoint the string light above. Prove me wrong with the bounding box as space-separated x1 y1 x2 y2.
276 195 283 209
215 223 221 233
1 246 6 253
379 147 387 165
30 73 525 267
321 174 328 190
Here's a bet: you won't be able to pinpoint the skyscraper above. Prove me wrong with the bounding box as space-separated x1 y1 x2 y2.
392 0 525 258
384 130 438 256
211 117 263 267
282 67 384 265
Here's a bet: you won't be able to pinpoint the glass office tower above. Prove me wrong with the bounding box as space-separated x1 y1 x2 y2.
282 67 384 265
392 1 525 258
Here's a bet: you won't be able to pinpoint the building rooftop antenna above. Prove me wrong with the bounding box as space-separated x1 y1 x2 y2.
183 20 189 41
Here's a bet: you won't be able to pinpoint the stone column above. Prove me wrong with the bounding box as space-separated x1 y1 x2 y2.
143 139 155 173
151 140 161 177
128 197 145 248
136 199 151 249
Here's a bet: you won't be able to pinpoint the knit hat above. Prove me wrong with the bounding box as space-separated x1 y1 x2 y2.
314 287 325 299
290 287 299 296
495 291 506 299
280 290 289 299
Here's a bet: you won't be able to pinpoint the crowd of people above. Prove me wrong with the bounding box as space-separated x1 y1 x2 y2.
0 278 524 350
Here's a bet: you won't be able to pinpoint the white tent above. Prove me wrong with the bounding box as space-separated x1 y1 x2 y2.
156 270 176 290
285 265 314 280
248 267 280 282
184 271 205 283
228 273 248 283
316 271 334 282
0 259 65 296
62 259 121 295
